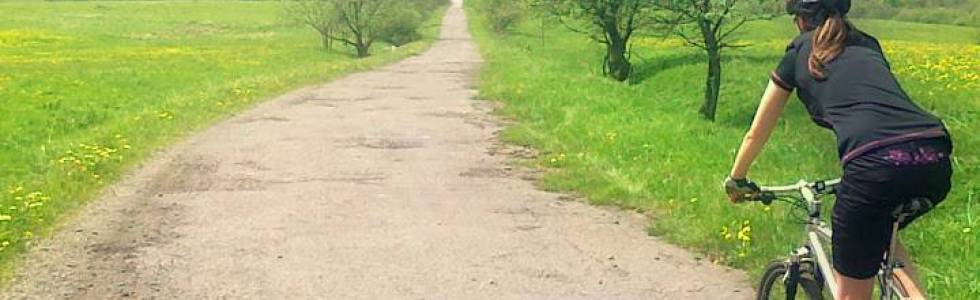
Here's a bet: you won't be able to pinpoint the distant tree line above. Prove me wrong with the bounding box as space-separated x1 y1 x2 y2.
752 0 980 26
850 0 978 26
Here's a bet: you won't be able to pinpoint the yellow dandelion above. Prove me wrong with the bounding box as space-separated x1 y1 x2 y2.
737 225 752 242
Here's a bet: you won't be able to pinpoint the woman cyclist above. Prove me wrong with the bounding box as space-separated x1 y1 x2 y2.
723 0 953 299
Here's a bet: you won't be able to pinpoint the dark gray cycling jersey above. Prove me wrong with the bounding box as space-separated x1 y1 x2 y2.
771 30 948 165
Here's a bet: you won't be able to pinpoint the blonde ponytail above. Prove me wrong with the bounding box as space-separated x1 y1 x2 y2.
809 14 850 80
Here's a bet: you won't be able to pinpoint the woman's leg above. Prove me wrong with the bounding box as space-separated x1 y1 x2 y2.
833 171 891 300
835 272 874 300
834 240 929 300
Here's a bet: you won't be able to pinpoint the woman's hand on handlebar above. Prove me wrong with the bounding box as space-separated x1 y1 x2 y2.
724 176 760 203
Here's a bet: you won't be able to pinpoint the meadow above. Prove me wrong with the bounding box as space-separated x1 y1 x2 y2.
0 1 443 275
465 2 979 298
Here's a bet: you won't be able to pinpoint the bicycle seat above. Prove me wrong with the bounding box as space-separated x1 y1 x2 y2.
891 197 934 223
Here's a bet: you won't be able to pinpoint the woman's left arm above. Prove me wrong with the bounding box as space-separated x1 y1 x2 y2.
729 80 792 180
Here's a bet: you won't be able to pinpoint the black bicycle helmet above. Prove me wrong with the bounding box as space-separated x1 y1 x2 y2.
785 0 851 16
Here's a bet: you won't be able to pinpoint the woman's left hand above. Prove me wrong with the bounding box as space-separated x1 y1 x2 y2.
724 176 760 203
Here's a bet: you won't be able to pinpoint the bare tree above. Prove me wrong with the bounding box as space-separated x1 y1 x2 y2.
533 0 670 81
656 0 772 121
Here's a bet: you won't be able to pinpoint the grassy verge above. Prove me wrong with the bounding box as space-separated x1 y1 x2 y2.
0 1 446 277
465 2 979 298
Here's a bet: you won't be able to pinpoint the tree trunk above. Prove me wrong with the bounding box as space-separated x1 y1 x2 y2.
321 35 331 49
698 18 721 121
700 47 722 121
315 27 332 50
355 44 370 58
355 34 370 58
606 36 631 82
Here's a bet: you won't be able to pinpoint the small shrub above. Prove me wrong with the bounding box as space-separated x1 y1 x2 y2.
483 0 522 34
379 6 424 47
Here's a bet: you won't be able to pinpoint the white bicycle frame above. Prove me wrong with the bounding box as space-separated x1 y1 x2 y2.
760 178 914 300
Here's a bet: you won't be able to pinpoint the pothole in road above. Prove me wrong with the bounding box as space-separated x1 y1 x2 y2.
149 157 219 194
420 111 470 119
362 105 394 112
294 96 373 106
236 116 290 124
373 85 408 90
348 137 423 150
460 167 511 178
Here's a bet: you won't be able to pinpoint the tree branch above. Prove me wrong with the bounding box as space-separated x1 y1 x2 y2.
719 42 750 49
327 34 359 47
677 29 707 50
717 17 749 43
712 0 737 37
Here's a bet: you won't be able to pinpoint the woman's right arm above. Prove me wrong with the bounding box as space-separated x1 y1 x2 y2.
729 80 792 180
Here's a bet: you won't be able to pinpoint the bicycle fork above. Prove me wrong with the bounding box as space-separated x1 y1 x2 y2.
785 254 803 299
783 246 818 300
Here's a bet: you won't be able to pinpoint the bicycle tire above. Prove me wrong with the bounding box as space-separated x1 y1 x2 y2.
757 260 826 300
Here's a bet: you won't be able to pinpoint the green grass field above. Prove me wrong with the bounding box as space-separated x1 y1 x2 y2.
466 2 979 298
0 1 443 275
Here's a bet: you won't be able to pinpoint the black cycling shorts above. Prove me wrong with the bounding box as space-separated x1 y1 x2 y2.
832 137 953 279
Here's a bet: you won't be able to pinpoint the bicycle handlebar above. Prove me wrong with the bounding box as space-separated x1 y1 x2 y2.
761 178 840 194
751 178 841 205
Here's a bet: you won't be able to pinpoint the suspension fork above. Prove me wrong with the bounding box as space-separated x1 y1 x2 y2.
785 254 802 299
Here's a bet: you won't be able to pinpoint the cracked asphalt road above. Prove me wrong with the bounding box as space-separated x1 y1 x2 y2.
2 1 750 299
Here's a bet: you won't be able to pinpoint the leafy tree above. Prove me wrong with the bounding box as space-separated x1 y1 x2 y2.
287 0 447 57
534 0 670 81
656 0 772 121
329 0 393 57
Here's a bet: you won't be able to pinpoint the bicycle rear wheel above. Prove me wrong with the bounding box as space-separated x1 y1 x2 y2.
757 260 826 300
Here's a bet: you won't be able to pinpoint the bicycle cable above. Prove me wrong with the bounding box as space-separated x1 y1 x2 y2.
773 196 811 224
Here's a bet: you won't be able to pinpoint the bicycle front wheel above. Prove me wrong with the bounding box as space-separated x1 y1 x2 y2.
757 260 826 300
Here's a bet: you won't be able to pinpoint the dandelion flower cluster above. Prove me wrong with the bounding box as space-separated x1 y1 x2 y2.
1 186 51 251
56 135 131 181
884 41 979 92
720 219 753 259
